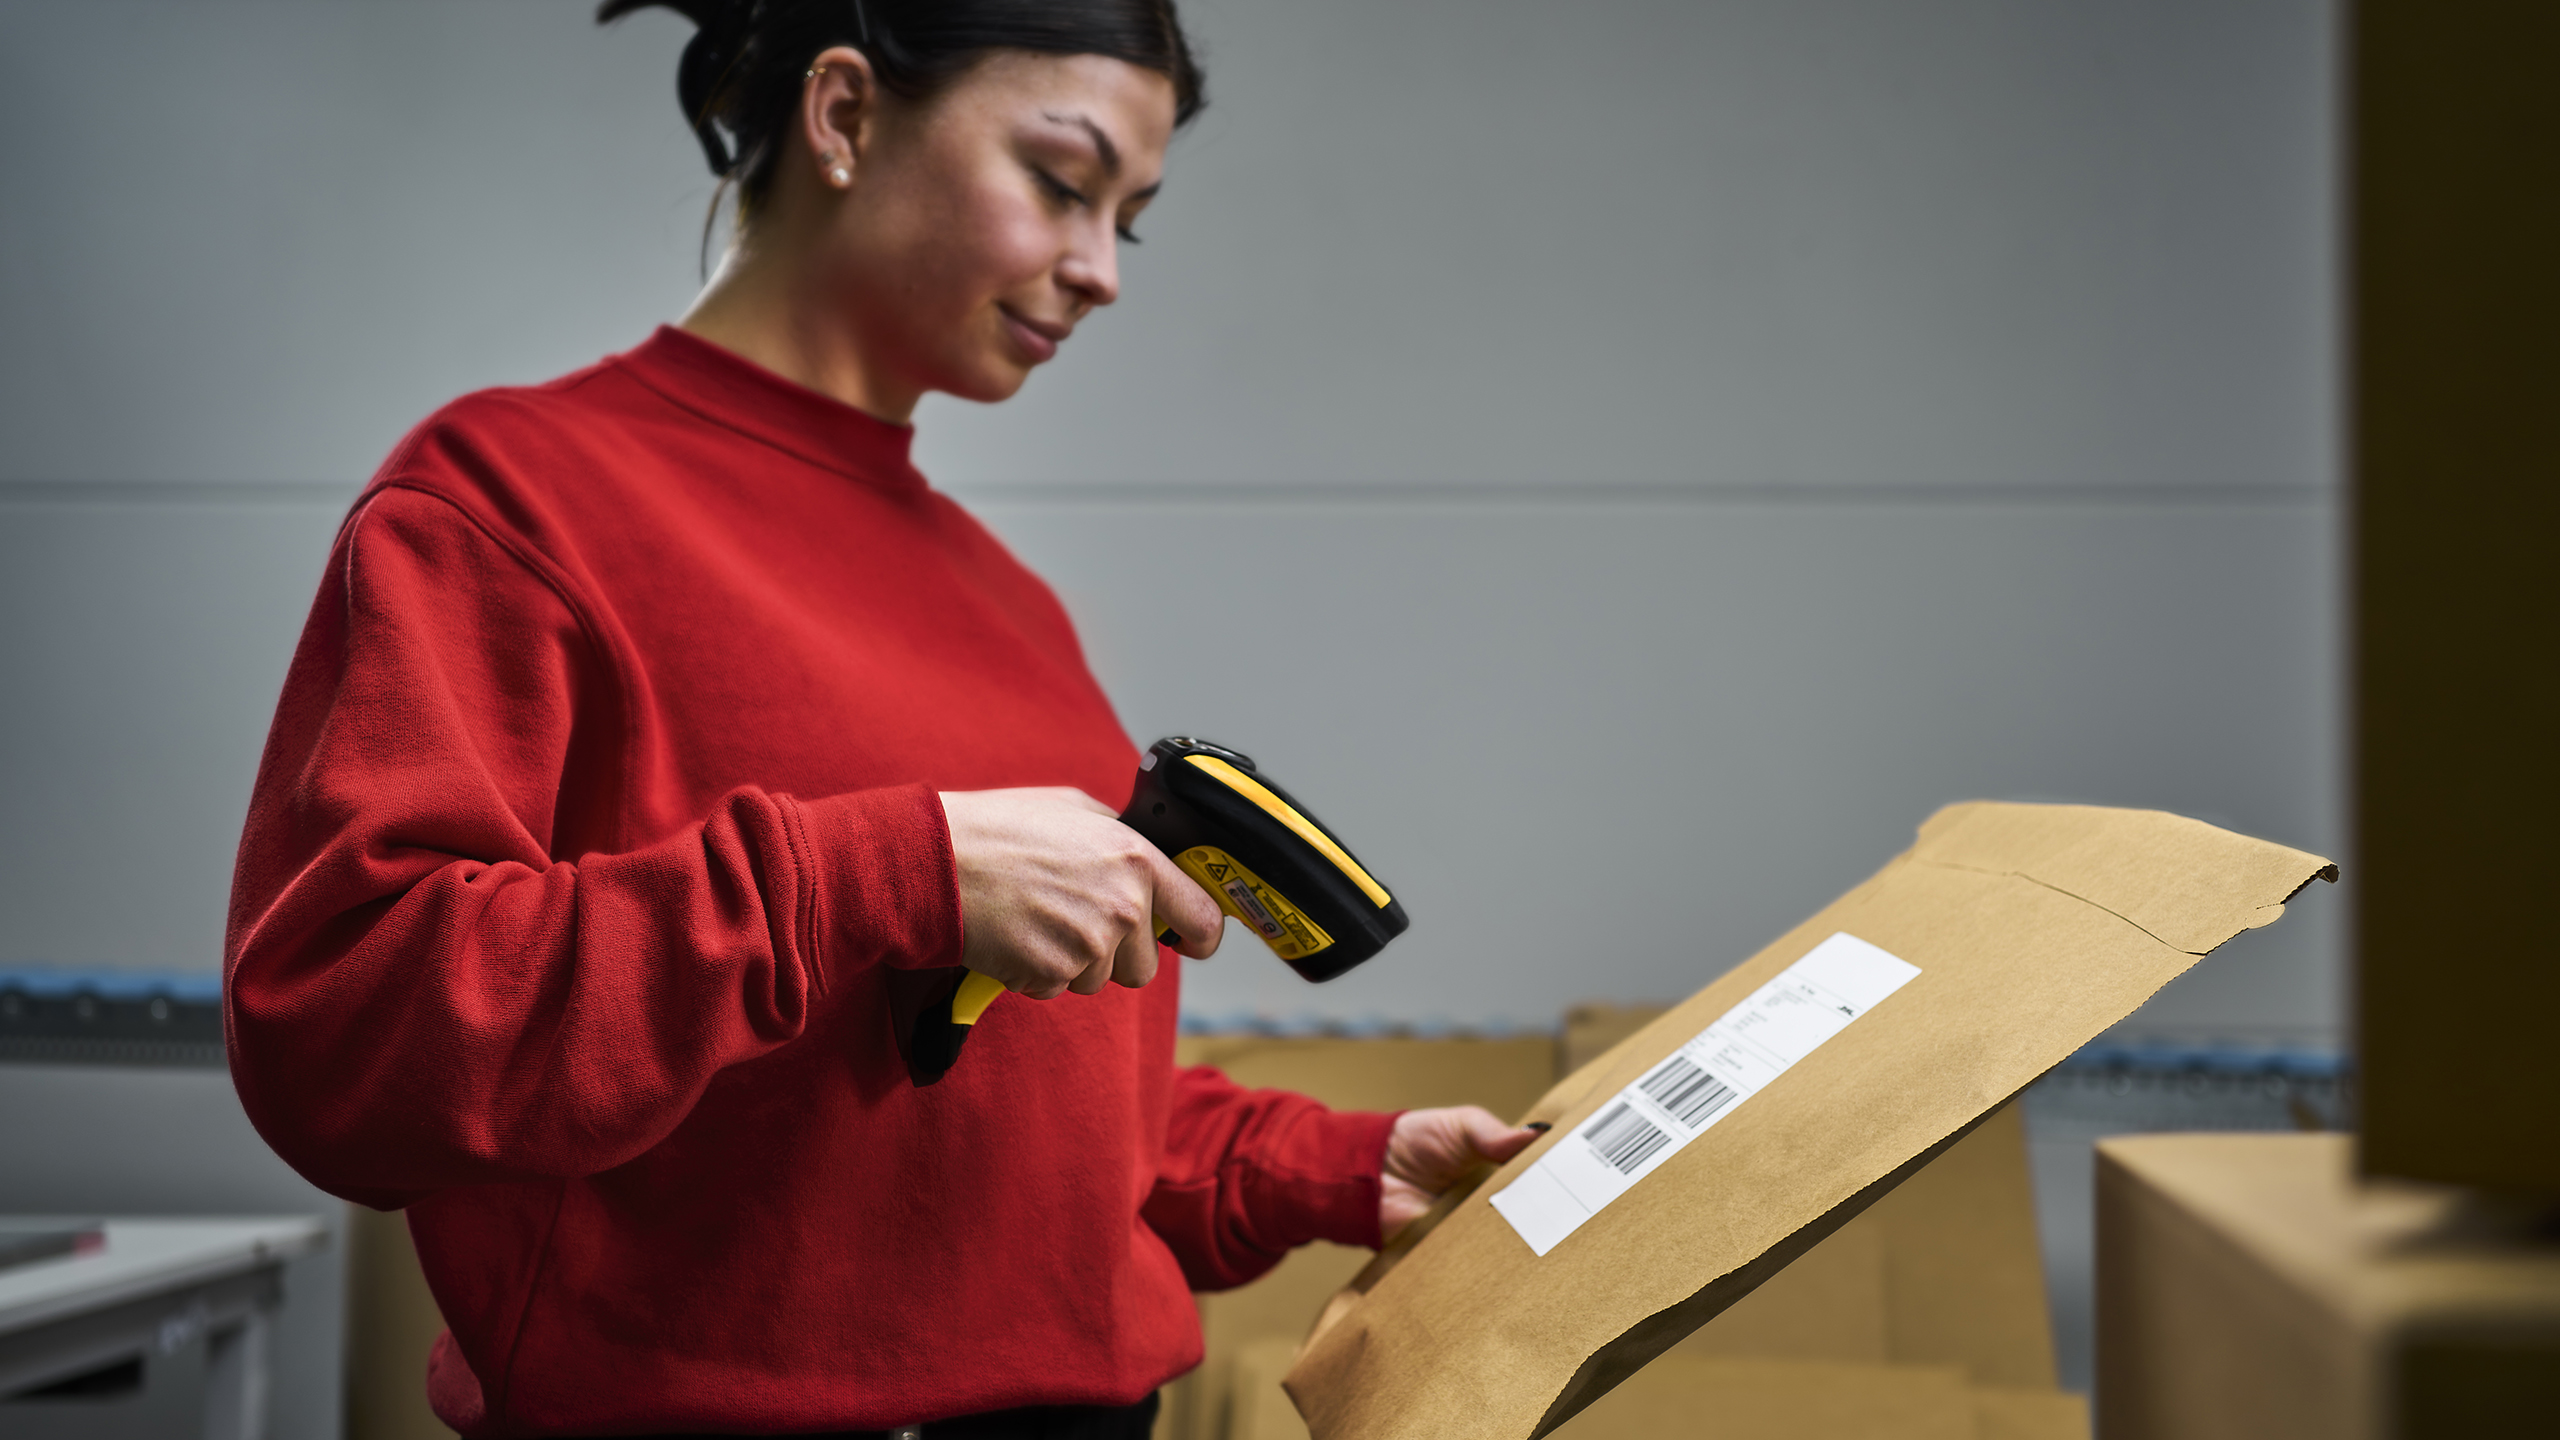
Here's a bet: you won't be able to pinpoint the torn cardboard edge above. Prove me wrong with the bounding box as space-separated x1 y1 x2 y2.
1900 803 2338 956
1284 801 2334 1440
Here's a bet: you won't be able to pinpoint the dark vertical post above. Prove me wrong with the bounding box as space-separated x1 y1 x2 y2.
2353 0 2560 1188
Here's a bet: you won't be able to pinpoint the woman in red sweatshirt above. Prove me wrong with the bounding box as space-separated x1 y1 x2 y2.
225 2 1536 1437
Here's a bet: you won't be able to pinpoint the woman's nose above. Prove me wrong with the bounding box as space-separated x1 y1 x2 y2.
1056 226 1121 309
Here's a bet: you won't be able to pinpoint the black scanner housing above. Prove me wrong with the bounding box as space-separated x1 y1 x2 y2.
1116 737 1408 983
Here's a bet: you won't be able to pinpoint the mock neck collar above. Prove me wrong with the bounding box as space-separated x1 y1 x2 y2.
614 325 926 493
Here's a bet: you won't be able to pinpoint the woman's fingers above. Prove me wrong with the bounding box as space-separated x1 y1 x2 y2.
1384 1106 1545 1192
1068 945 1116 996
1018 968 1073 1001
1103 840 1201 986
941 785 1225 998
1464 1110 1545 1165
1109 917 1161 990
1379 1106 1549 1237
1145 848 1225 959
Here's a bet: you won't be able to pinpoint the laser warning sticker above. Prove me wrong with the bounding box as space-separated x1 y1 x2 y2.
1175 845 1334 961
1490 932 1921 1257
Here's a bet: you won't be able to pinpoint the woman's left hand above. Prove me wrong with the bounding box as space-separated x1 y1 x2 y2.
1379 1106 1544 1238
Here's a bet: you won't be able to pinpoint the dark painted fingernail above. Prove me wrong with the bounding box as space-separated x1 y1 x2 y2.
1525 1122 1552 1133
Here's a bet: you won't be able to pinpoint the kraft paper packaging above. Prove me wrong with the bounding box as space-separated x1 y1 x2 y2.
1284 802 2335 1440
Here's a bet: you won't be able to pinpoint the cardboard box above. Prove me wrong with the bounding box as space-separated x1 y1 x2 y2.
1559 1355 1976 1439
1558 1004 1669 1080
1164 1036 2063 1439
1202 1090 2073 1439
2351 0 2560 1196
2097 1133 2560 1440
1969 1388 2091 1440
1285 802 2333 1439
1855 1101 2056 1389
1235 1344 2087 1440
1675 1201 1891 1366
1203 1064 2074 1438
1597 1034 2059 1389
1228 1338 1320 1440
1159 1036 1557 1440
345 1205 460 1440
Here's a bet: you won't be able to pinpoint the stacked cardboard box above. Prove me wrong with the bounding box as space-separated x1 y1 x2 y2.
1233 1349 2084 1440
1170 1018 2089 1440
1160 1035 1560 1440
2098 1133 2560 1440
346 1204 460 1440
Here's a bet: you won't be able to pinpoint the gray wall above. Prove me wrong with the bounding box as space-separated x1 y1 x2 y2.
1 0 2343 1039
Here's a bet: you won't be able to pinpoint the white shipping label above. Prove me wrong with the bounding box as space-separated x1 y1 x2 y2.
1489 932 1921 1257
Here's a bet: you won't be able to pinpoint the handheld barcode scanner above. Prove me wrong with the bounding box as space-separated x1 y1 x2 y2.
897 737 1410 1085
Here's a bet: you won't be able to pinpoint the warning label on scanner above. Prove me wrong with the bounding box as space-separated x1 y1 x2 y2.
1174 845 1334 960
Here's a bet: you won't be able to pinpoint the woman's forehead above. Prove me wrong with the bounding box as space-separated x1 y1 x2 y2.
935 51 1178 153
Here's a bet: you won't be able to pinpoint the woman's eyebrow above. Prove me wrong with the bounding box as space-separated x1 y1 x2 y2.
1039 111 1122 177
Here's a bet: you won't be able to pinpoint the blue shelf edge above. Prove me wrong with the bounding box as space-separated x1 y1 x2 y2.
0 969 2346 1081
0 966 224 1003
1173 1009 2349 1081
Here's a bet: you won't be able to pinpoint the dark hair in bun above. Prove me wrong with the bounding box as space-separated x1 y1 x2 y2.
598 0 1205 213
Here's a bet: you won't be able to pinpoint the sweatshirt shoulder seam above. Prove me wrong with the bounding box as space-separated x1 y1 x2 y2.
354 481 638 845
358 482 612 670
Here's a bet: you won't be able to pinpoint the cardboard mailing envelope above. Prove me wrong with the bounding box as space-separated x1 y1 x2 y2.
1284 802 2335 1439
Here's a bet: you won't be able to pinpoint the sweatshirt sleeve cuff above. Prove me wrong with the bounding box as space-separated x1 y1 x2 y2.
1267 1105 1403 1252
788 783 963 985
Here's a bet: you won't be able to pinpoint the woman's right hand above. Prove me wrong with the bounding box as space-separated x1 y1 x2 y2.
939 787 1226 999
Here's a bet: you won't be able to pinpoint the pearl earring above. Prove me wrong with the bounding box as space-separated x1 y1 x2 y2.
828 163 852 187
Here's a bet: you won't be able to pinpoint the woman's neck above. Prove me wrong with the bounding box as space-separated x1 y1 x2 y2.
679 232 921 424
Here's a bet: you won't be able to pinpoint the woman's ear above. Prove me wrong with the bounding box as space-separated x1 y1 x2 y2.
800 45 879 191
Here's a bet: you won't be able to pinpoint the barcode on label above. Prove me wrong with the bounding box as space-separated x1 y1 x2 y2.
1583 1102 1673 1175
1492 932 1925 1257
1639 1054 1739 1129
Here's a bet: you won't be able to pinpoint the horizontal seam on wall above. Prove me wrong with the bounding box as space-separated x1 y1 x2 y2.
0 479 2338 508
0 480 364 505
954 482 2337 509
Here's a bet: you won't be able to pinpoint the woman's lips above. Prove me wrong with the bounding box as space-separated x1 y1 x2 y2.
999 306 1066 364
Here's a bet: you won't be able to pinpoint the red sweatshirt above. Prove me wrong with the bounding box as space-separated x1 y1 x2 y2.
224 327 1395 1436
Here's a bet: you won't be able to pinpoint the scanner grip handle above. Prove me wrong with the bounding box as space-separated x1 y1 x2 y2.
899 968 1009 1086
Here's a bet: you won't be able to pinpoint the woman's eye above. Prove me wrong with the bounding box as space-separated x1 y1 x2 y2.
1033 164 1139 242
1033 169 1085 207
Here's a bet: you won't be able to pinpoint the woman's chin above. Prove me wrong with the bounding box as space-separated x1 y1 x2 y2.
941 359 1036 406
